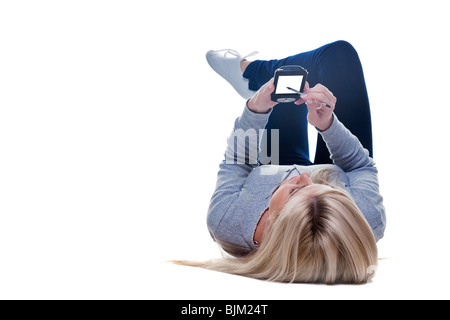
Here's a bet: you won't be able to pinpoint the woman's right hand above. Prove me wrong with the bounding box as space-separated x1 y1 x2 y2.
247 78 279 114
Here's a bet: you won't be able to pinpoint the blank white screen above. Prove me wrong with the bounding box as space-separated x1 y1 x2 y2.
275 75 303 94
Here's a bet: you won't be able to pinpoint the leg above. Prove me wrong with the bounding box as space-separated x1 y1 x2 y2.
244 41 373 165
309 41 373 164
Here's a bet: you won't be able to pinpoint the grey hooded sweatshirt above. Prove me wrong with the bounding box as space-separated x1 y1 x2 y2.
207 104 386 256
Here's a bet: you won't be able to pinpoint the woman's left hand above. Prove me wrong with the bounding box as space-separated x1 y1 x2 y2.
295 83 336 131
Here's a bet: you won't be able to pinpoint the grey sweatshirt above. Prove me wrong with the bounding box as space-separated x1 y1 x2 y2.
207 105 386 256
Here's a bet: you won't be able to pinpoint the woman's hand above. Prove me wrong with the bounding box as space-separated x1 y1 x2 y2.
295 83 336 131
247 78 279 114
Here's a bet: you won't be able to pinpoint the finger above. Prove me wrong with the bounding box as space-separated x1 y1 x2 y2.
309 83 333 96
294 81 310 105
263 77 275 92
306 100 320 115
306 99 334 114
304 81 310 92
306 100 320 110
295 82 336 107
304 87 336 107
294 98 306 105
312 84 337 105
294 96 307 105
309 83 332 97
267 78 275 92
303 91 334 107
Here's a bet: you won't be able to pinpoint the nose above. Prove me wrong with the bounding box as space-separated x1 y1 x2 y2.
298 172 313 186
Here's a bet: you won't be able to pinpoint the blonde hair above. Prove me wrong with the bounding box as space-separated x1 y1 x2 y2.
173 169 378 284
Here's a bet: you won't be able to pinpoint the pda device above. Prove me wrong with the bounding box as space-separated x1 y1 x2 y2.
271 65 308 103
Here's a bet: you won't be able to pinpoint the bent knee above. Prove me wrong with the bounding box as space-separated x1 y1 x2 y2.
327 40 358 56
331 40 355 50
321 40 360 65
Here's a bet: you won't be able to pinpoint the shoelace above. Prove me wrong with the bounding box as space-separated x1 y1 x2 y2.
220 49 259 60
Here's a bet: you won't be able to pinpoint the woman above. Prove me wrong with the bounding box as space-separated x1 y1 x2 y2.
176 41 386 284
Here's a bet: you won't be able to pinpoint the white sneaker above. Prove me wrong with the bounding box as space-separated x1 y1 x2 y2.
206 49 258 99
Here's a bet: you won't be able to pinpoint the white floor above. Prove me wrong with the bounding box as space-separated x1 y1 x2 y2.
1 1 450 300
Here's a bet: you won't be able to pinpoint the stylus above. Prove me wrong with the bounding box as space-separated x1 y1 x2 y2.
286 87 332 108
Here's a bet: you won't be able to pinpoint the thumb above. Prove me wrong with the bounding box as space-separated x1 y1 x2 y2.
304 81 310 92
265 78 275 92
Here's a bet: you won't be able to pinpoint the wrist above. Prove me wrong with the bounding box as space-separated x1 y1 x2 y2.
246 98 270 114
316 114 334 132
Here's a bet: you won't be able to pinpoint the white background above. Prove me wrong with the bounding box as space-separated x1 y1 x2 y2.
1 0 449 299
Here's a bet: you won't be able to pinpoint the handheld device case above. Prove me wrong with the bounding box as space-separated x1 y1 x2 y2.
271 65 308 103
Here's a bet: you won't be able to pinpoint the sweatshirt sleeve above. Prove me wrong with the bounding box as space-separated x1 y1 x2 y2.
207 105 272 252
319 115 374 172
320 115 386 241
224 104 272 166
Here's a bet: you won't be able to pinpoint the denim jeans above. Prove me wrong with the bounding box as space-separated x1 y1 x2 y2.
243 40 373 165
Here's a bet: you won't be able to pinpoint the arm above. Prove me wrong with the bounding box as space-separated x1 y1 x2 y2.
319 116 374 172
207 81 276 241
347 166 386 242
296 83 373 172
323 119 385 241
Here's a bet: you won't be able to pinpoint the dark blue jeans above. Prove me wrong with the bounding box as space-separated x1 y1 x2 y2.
243 40 373 165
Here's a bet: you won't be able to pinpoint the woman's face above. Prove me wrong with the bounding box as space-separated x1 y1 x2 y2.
253 172 333 244
268 172 330 215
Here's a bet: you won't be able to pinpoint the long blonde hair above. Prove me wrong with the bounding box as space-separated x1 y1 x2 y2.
173 169 378 284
